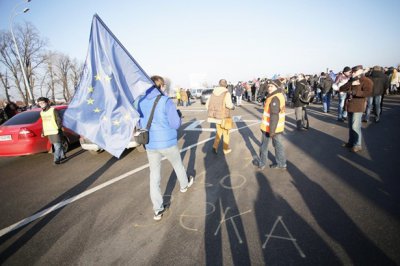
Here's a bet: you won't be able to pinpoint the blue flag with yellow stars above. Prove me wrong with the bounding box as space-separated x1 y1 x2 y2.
63 14 154 158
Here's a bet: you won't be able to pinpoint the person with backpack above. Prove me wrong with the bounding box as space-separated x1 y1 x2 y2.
319 72 334 113
206 79 235 155
292 74 311 130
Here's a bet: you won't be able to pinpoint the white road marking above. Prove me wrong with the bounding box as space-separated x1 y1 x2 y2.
0 118 262 238
337 155 382 182
0 111 294 238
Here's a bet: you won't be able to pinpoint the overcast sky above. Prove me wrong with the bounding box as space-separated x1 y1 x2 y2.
1 0 399 90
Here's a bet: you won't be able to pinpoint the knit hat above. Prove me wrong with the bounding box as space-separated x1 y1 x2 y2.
269 79 282 89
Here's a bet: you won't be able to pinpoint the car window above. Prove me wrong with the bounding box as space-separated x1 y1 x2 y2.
2 111 40 126
202 89 213 95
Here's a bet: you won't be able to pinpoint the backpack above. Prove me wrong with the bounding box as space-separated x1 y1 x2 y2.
299 83 315 103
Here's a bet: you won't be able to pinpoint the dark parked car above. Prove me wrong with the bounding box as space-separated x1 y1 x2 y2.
200 89 213 105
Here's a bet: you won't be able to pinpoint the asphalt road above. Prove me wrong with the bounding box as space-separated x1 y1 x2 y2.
1 95 399 265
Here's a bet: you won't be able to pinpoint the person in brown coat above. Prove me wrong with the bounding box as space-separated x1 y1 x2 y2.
339 65 373 152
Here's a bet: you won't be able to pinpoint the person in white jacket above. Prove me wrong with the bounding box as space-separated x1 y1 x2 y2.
333 66 352 121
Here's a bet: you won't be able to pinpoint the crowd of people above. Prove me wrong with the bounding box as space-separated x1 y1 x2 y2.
1 65 399 220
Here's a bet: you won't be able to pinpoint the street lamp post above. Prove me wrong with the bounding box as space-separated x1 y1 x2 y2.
9 0 34 106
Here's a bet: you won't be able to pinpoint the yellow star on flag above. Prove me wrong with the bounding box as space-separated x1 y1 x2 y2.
112 120 121 126
124 114 131 121
104 75 112 82
94 107 101 113
95 74 101 80
88 86 94 93
102 116 108 122
87 98 94 105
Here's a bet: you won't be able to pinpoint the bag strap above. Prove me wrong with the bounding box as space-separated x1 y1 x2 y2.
146 94 162 130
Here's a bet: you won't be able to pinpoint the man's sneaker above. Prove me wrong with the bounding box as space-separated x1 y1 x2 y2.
270 164 287 170
342 143 352 148
153 208 166 221
351 146 362 153
180 176 194 193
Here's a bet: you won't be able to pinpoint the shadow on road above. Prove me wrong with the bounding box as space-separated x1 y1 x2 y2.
254 171 341 265
0 157 119 264
202 133 251 265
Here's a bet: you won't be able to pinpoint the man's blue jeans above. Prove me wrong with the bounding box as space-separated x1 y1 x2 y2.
146 145 189 213
322 92 331 113
259 132 286 168
337 92 347 119
348 112 363 147
365 96 382 121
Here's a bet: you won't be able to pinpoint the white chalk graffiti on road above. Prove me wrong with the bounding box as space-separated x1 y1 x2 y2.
262 216 306 258
214 199 252 244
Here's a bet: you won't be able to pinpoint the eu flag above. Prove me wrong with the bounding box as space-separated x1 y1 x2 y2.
63 14 154 158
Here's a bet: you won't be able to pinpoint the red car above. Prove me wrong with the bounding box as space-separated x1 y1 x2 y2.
0 105 79 157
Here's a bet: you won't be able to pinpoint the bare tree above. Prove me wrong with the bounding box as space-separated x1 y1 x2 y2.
43 51 57 102
70 58 83 98
0 30 26 103
0 70 12 103
0 22 46 105
55 53 72 102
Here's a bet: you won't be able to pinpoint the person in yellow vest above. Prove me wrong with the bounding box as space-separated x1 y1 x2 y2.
37 97 66 165
175 89 182 106
206 79 235 154
258 79 287 170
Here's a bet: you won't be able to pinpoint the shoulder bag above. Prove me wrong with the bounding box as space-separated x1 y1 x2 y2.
134 95 162 145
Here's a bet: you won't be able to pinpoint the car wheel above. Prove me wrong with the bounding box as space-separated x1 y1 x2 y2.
62 137 70 153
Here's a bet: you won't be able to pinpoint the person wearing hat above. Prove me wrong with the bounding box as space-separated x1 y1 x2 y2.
258 79 287 170
333 66 352 121
292 74 310 130
339 65 373 152
37 97 66 164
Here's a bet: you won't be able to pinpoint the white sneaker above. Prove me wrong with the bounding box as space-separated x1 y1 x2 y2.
180 176 194 193
153 208 165 221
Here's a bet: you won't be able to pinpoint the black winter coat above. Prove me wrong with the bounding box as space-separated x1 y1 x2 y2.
369 70 389 96
292 80 308 107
